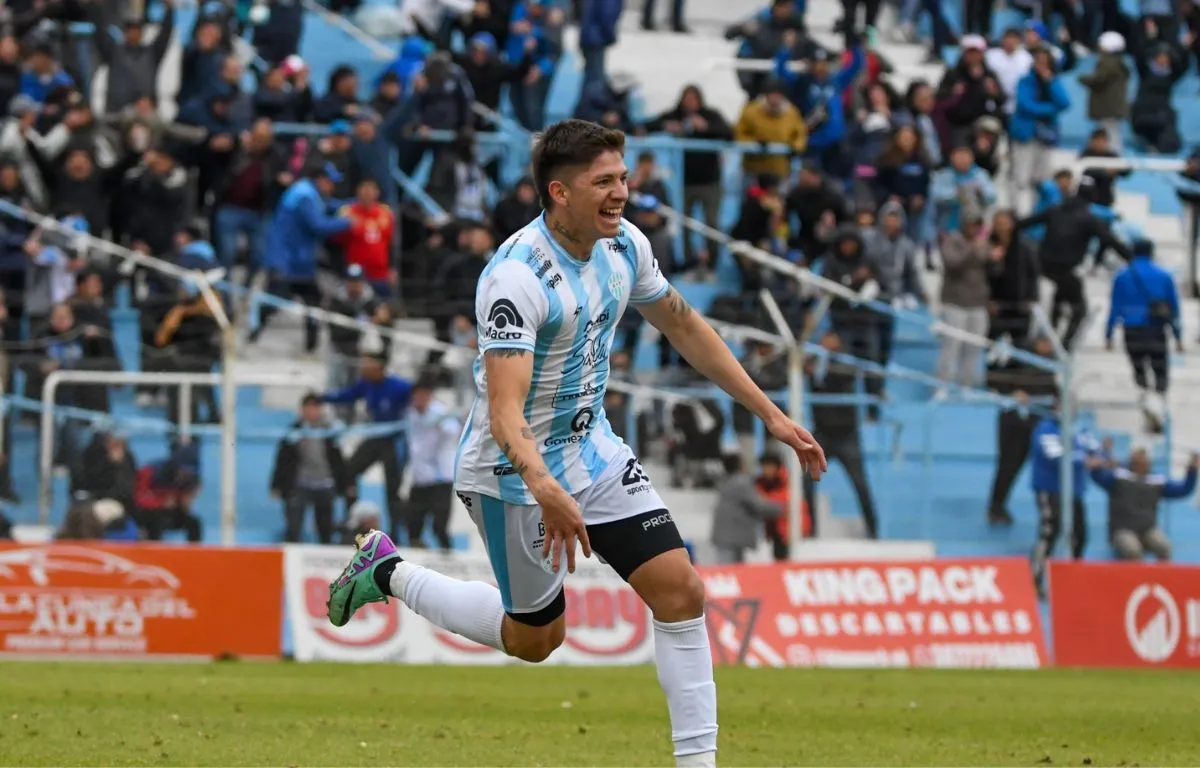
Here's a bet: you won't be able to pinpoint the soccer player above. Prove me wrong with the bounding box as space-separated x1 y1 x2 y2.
325 119 827 767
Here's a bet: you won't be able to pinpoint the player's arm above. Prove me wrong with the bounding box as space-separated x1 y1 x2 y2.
626 228 826 477
639 287 788 433
476 263 553 493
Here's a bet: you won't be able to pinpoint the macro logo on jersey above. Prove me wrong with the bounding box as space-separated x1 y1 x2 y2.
485 298 524 341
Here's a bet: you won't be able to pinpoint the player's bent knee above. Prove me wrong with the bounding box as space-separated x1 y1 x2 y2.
502 616 565 663
629 550 707 623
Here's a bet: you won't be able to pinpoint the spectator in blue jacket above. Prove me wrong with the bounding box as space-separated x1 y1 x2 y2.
580 0 624 95
19 44 74 105
778 44 864 177
930 144 996 233
507 0 565 130
1009 48 1070 213
321 352 413 537
1106 238 1181 434
254 163 352 353
1029 406 1101 594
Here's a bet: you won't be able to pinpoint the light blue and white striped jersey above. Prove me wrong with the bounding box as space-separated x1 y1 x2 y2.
454 214 670 505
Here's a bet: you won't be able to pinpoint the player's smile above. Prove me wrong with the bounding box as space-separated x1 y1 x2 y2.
598 203 625 232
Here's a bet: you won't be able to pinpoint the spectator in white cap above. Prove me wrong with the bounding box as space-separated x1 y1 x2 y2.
934 34 1006 149
1080 31 1130 152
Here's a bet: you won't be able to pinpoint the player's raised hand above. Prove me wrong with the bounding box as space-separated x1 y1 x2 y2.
767 414 828 480
537 484 591 574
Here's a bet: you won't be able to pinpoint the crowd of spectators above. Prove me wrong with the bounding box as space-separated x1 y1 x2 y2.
0 0 1193 557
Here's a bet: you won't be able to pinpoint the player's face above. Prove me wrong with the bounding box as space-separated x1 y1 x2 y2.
568 150 628 240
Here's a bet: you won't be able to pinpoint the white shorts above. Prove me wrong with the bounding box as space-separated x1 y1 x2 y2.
456 446 670 616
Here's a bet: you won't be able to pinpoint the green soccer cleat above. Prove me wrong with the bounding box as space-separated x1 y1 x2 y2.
326 529 401 627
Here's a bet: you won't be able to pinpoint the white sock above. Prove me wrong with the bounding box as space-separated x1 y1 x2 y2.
654 615 718 765
390 561 505 652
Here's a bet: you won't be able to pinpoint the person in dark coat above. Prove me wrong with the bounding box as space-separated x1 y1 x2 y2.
821 224 883 373
986 209 1040 344
1130 40 1187 153
90 0 175 113
985 335 1058 526
270 393 353 544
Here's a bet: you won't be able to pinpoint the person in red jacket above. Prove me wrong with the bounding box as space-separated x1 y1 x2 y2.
132 443 203 542
334 178 396 297
757 451 809 560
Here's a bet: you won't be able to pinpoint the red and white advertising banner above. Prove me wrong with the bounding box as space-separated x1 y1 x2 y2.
696 558 1047 668
284 545 653 665
1050 561 1200 668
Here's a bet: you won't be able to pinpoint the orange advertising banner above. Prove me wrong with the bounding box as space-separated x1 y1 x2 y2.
698 558 1047 668
0 542 283 658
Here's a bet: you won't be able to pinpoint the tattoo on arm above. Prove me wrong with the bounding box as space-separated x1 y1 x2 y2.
520 427 535 440
488 349 527 359
666 287 693 318
501 440 531 476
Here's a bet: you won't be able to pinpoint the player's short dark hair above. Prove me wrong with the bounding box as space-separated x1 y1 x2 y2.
531 119 626 210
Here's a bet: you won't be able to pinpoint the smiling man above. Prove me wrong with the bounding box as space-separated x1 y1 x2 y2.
326 119 827 768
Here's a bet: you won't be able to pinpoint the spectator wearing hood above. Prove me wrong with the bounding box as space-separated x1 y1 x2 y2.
506 0 565 131
937 211 990 390
778 44 864 176
971 115 1004 177
1017 178 1130 348
931 144 995 234
454 32 532 125
178 18 225 108
579 0 623 95
862 201 922 407
1080 31 1130 151
377 37 434 97
19 44 74 105
986 208 1040 344
1010 47 1070 212
1131 39 1187 154
821 223 883 367
313 65 362 123
257 163 352 353
1106 237 1181 431
90 0 175 113
933 35 1005 151
643 84 732 261
733 78 807 180
251 0 305 66
132 441 204 542
491 176 540 242
724 0 808 99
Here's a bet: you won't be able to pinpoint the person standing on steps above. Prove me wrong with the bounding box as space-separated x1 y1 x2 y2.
1105 237 1182 435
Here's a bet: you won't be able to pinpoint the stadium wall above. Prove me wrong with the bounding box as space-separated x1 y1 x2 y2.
0 542 1195 669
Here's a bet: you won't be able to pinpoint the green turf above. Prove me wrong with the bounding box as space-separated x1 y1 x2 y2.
0 662 1193 766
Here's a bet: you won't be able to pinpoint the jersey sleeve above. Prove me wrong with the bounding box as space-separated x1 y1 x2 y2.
475 259 548 353
625 221 672 304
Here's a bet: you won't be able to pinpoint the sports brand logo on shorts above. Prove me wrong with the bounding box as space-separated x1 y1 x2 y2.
621 457 652 496
485 298 524 341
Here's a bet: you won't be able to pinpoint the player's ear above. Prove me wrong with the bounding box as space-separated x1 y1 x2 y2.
547 178 570 208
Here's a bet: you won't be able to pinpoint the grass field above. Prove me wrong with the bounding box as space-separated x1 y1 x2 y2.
0 662 1194 766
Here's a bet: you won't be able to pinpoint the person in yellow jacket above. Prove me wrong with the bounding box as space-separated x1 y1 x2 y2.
734 79 808 180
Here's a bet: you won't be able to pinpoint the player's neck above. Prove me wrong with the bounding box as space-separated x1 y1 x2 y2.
545 213 594 262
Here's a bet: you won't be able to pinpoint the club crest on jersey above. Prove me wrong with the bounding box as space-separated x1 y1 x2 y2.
607 272 625 299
